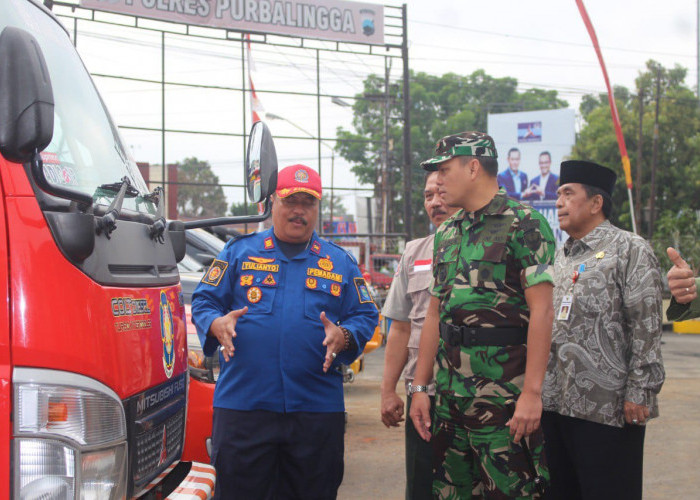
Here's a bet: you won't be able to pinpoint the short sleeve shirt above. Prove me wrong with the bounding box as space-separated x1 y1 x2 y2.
382 234 435 394
430 188 555 398
431 188 555 328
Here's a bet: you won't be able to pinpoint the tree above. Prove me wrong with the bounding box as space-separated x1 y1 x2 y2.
175 157 228 219
572 61 700 242
650 210 700 274
336 70 568 237
230 200 259 216
321 193 350 220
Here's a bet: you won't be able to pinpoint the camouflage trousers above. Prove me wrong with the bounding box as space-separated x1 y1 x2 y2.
431 391 549 499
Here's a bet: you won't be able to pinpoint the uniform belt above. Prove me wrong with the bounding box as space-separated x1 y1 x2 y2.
439 323 527 347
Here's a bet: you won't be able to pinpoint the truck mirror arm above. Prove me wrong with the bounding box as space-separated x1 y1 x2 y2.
30 150 93 209
183 197 272 229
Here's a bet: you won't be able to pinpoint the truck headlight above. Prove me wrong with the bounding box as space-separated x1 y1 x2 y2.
13 368 127 500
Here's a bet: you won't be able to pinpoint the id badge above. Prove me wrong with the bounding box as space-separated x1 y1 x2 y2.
557 294 573 321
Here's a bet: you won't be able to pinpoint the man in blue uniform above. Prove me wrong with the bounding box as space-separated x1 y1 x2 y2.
192 164 379 499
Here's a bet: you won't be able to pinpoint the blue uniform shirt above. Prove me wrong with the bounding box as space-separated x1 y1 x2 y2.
192 228 379 413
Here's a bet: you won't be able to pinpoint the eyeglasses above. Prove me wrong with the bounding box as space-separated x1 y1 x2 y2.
280 195 318 209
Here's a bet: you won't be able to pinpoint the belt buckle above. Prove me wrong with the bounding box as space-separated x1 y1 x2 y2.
462 328 477 348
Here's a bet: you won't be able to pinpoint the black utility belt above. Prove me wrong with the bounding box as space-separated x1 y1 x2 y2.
439 323 527 348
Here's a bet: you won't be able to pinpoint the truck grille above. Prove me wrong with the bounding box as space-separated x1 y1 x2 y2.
123 374 187 495
134 408 185 482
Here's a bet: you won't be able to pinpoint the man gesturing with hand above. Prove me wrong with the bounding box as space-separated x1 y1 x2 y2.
192 165 378 499
666 247 700 321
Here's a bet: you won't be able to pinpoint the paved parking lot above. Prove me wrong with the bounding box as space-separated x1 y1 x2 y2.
339 331 700 499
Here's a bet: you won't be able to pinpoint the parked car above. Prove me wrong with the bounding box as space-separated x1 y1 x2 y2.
185 228 227 268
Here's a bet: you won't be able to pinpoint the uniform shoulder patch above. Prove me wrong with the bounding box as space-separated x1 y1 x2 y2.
354 277 374 304
202 259 228 287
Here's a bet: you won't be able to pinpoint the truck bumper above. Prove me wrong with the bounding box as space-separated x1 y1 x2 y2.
137 461 215 499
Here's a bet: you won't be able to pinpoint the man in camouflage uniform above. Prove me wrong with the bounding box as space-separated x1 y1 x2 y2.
409 132 555 499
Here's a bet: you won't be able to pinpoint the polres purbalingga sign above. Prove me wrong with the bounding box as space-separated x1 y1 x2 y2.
80 0 384 44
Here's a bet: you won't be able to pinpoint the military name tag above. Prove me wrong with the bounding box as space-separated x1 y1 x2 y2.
557 294 573 321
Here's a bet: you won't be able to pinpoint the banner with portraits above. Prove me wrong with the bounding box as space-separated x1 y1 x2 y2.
487 108 576 246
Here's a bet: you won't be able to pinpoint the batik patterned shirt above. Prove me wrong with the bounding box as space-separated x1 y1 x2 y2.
543 220 665 427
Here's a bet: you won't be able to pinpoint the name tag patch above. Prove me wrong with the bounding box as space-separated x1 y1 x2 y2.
242 262 280 272
307 268 342 282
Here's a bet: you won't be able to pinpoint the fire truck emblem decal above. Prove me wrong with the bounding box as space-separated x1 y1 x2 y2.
160 291 175 379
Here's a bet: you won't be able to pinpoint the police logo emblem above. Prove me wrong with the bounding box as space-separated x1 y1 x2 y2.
294 169 309 183
318 257 333 272
331 283 341 297
247 286 262 303
306 277 317 289
159 291 175 379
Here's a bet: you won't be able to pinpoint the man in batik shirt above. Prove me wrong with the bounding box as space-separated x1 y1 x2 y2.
409 131 555 499
542 160 665 500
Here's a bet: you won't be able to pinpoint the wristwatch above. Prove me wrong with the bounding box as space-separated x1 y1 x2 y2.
408 382 428 395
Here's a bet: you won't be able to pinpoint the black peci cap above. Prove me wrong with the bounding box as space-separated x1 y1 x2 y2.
559 160 617 196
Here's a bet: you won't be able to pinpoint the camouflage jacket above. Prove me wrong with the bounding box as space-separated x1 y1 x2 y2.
430 188 555 397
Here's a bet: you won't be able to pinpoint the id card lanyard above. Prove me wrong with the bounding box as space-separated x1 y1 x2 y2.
557 251 605 321
557 263 585 321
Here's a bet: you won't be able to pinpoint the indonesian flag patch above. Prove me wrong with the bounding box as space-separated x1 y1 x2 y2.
413 259 432 272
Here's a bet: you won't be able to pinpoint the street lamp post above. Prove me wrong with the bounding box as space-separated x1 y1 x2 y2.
266 112 336 230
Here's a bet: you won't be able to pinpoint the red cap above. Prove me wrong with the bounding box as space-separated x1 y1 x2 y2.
276 164 322 199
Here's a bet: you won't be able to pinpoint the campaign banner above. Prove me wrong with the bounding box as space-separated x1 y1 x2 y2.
488 108 576 246
80 0 384 45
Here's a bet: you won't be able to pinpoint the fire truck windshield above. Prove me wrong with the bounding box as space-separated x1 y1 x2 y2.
1 0 155 214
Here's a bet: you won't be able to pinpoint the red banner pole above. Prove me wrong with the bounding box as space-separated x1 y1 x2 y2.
575 0 637 233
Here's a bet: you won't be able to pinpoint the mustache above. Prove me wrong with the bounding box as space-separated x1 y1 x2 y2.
431 209 447 218
288 216 308 225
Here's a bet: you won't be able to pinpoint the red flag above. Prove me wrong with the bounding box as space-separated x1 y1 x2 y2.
575 0 633 189
246 34 263 123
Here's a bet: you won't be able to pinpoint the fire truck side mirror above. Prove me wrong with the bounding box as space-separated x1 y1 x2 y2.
0 27 54 164
246 121 278 204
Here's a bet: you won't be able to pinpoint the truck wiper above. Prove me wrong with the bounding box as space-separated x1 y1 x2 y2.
143 187 167 243
95 176 137 238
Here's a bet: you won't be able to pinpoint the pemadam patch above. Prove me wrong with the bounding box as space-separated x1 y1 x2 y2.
202 259 228 287
159 291 175 379
295 168 309 183
247 286 262 303
354 277 374 304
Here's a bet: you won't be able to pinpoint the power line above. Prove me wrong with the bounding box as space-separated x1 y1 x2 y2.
409 20 694 59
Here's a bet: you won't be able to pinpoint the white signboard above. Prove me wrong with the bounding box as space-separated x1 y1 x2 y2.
488 108 576 246
80 0 385 44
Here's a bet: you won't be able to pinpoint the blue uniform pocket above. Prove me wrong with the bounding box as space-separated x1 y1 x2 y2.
304 277 343 322
237 270 278 314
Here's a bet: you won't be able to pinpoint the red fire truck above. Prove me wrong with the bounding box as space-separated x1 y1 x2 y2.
0 0 278 497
